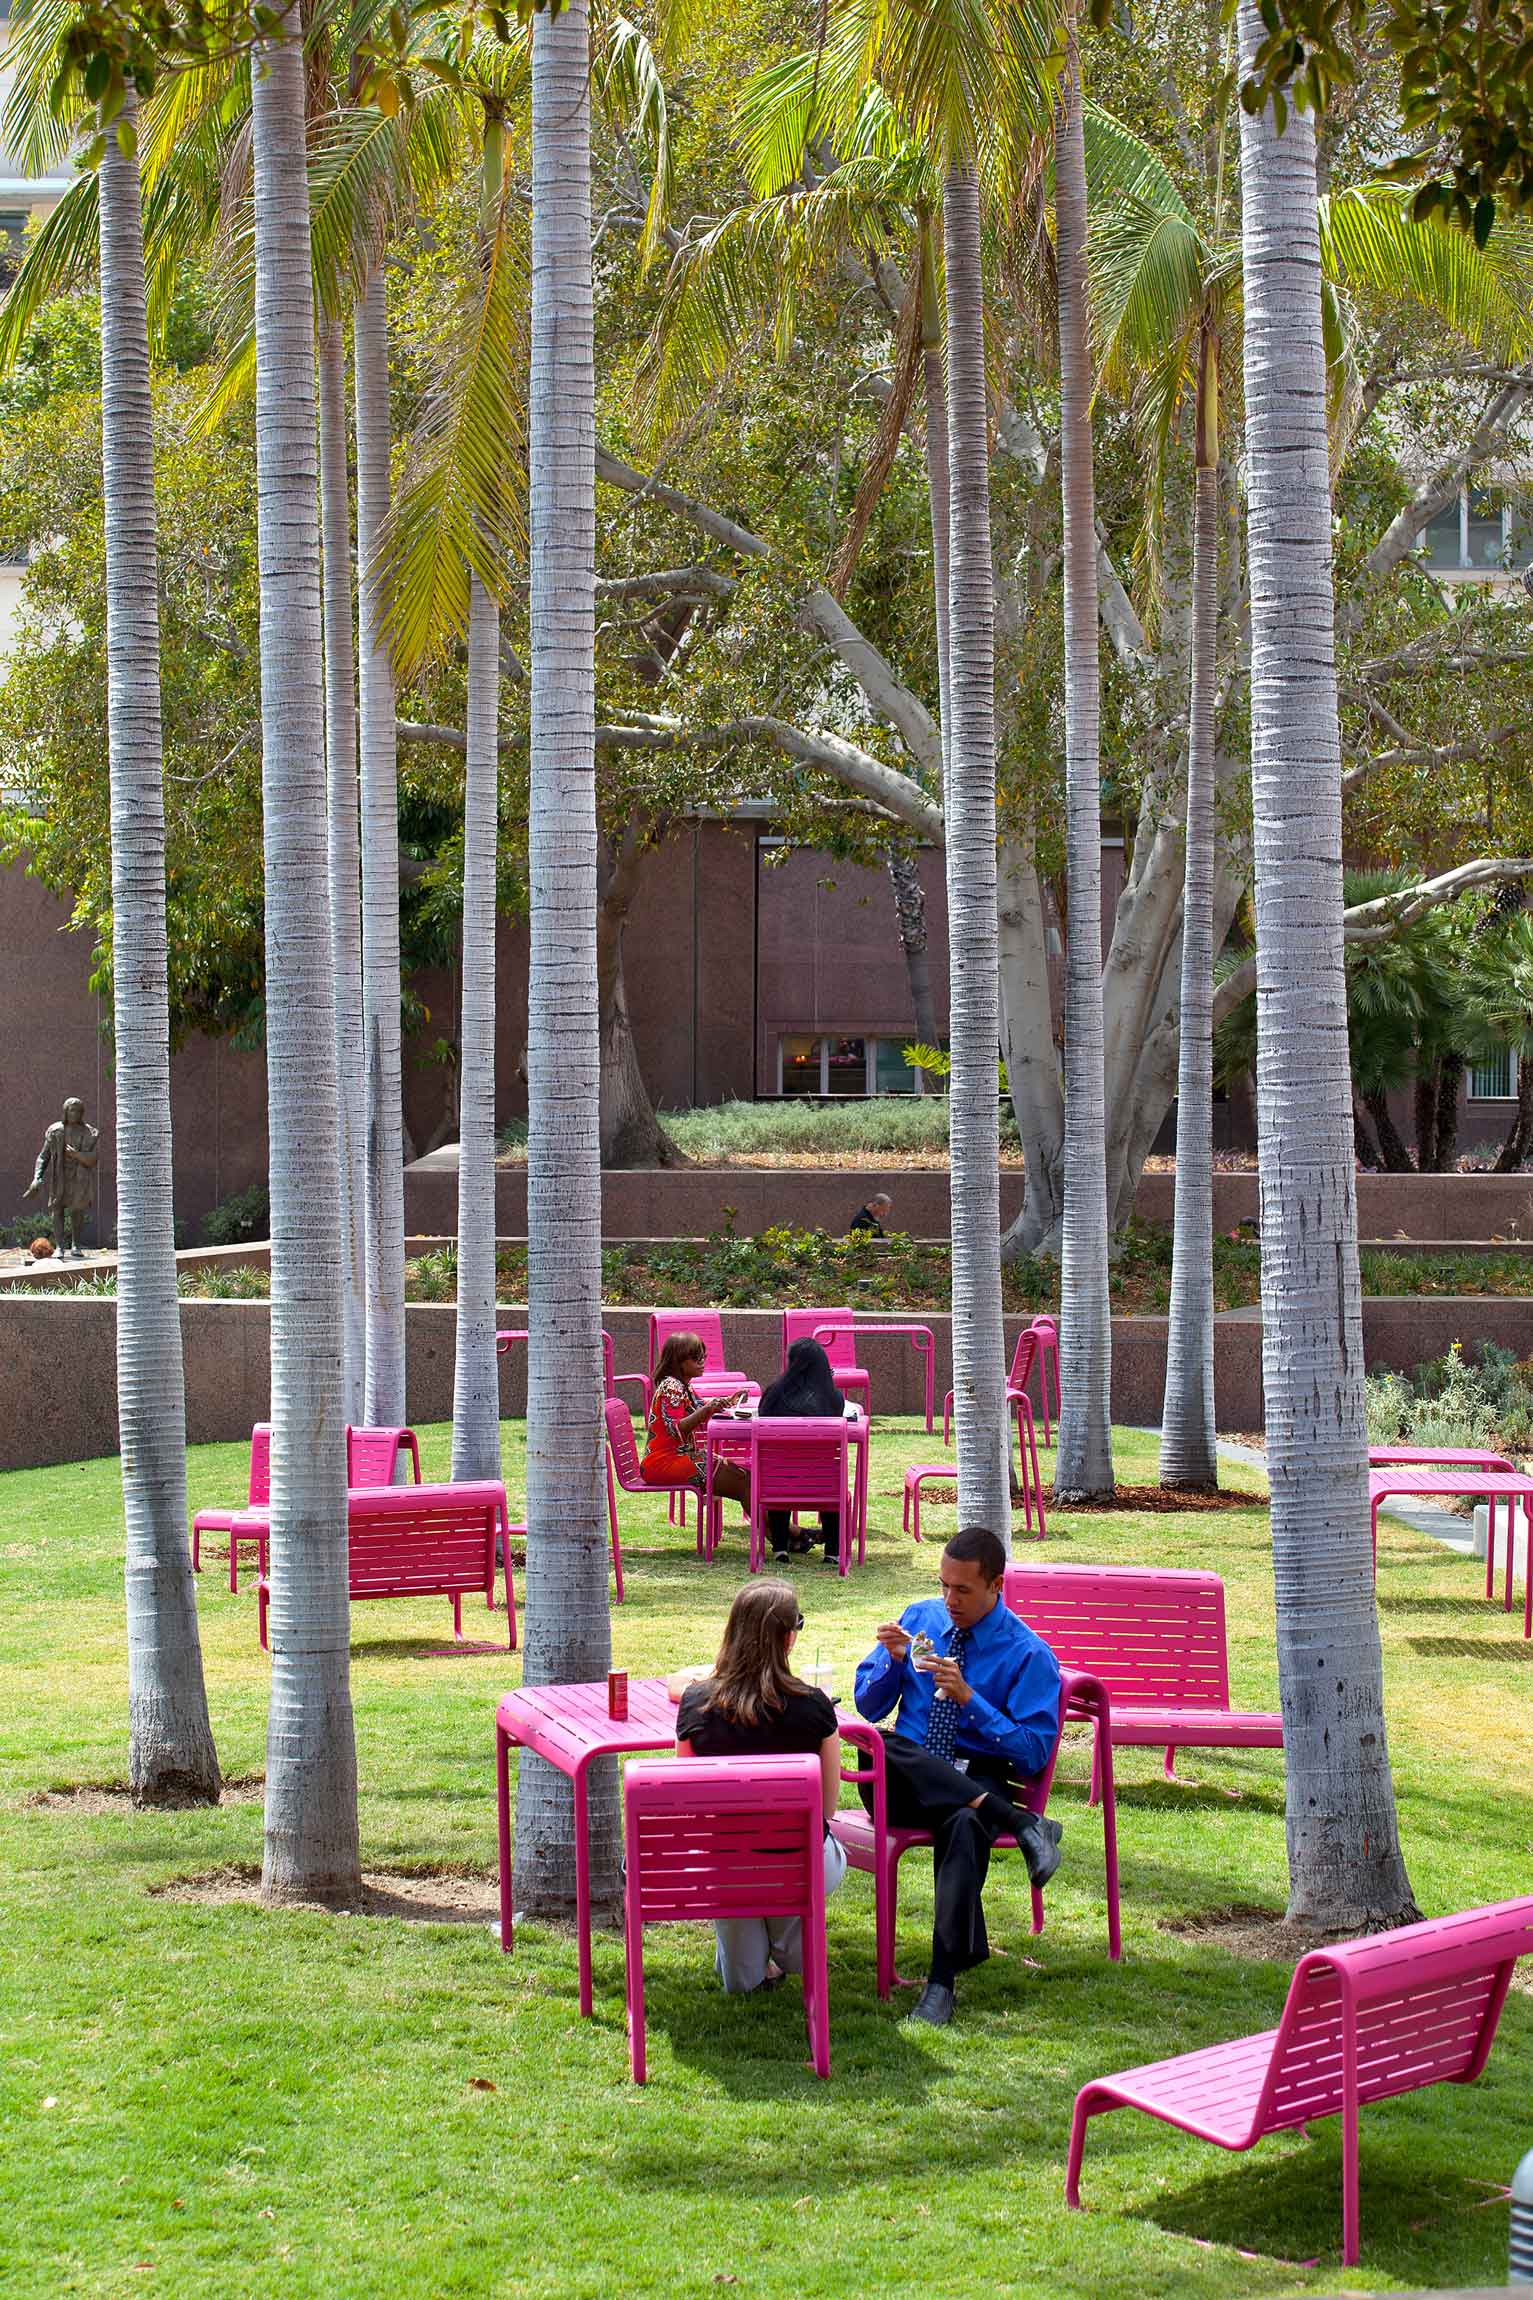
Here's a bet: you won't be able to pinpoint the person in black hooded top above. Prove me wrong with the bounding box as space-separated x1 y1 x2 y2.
759 1337 846 1565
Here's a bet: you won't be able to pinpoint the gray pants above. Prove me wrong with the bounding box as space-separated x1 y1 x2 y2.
714 1834 848 1993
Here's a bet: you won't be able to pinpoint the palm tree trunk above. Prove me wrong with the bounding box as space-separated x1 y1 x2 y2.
250 0 361 1904
1494 1052 1533 1169
919 207 952 776
887 847 939 1045
1236 0 1415 1928
1053 39 1115 1502
1159 332 1220 1492
1365 1088 1415 1174
940 160 1010 1536
354 262 407 1431
1432 1050 1464 1170
318 316 367 1425
100 92 220 1807
451 572 502 1483
512 0 618 1917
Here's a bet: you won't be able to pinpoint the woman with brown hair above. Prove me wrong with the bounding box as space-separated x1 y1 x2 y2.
642 1329 751 1519
675 1579 847 1992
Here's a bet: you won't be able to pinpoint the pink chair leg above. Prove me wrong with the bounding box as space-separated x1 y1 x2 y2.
453 1592 463 1641
942 1392 953 1447
803 1913 830 2079
229 1533 240 1594
1065 2095 1093 2209
1024 1399 1047 1537
624 1897 647 2084
258 1586 269 1650
496 1723 514 1951
192 1523 201 1573
1030 1881 1044 1936
1098 1721 1122 1962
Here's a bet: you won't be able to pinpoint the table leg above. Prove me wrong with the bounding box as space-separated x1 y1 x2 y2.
856 1430 868 1563
496 1723 514 1953
1506 1492 1517 1613
574 1765 594 2017
1486 1493 1497 1603
1525 1498 1532 1639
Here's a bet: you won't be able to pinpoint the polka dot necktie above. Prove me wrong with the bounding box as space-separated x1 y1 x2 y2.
922 1626 968 1765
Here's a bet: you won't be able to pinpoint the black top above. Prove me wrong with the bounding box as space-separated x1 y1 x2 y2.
676 1680 837 1758
849 1203 885 1236
759 1338 844 1419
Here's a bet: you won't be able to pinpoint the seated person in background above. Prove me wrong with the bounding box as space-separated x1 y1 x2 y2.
676 1579 847 1993
853 1525 1063 2029
642 1331 751 1521
758 1338 844 1566
849 1190 893 1238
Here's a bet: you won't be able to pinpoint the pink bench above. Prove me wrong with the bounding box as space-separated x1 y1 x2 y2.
193 1423 423 1590
1004 1562 1282 1783
257 1481 514 1649
623 1754 831 2083
1067 1896 1533 2265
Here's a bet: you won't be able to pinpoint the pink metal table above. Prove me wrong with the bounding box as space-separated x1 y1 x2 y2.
702 1408 870 1565
1369 1463 1533 1629
495 1667 1121 2013
813 1322 937 1433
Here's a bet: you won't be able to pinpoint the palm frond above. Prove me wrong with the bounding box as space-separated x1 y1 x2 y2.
638 159 920 442
0 172 99 377
2 0 88 172
596 18 673 271
736 47 912 197
1320 186 1533 361
1080 105 1191 221
1090 191 1209 392
827 248 924 597
374 195 529 675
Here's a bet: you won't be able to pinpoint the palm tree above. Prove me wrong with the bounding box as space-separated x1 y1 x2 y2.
317 315 367 1425
354 254 407 1433
1235 0 1415 1927
451 112 510 1490
511 0 619 1917
99 90 222 1805
249 0 361 1904
1052 20 1114 1503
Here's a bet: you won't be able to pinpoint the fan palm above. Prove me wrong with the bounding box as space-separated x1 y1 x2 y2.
1463 915 1533 1171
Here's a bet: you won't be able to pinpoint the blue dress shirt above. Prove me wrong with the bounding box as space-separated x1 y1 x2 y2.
853 1595 1061 1780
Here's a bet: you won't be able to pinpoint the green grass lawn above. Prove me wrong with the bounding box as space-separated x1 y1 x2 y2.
2 1421 1530 2297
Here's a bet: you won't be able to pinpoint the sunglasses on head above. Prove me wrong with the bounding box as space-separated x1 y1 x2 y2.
794 1611 805 1631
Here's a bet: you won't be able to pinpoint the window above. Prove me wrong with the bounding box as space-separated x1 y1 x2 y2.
1421 484 1533 574
1468 1049 1517 1100
775 1034 929 1096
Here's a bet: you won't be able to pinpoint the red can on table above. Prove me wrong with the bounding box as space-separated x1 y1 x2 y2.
607 1670 628 1720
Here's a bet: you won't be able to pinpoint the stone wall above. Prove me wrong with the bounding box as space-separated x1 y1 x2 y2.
404 1155 1533 1245
5 1292 1529 1473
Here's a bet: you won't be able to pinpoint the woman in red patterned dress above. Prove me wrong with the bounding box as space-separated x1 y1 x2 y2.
643 1330 752 1516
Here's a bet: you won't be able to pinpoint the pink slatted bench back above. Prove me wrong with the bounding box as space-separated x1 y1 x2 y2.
783 1308 856 1374
625 1755 823 1925
650 1308 726 1373
1260 1899 1533 2133
605 1396 644 1488
346 1425 422 1489
345 1484 497 1602
1005 1562 1231 1708
249 1425 272 1507
1007 1328 1041 1391
750 1420 849 1514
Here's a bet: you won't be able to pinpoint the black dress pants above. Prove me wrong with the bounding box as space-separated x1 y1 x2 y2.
857 1732 1016 1976
764 1509 839 1560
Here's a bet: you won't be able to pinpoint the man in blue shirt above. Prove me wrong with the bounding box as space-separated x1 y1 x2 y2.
853 1525 1063 2026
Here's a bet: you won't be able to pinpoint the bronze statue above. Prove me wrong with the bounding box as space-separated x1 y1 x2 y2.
24 1096 99 1257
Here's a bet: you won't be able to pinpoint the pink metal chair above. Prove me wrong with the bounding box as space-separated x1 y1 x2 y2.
622 1754 831 2083
832 1693 1071 1999
944 1319 1052 1534
601 1394 693 1595
192 1424 271 1591
746 1416 854 1574
649 1309 757 1404
345 1425 423 1487
782 1307 870 1412
1067 1896 1533 2267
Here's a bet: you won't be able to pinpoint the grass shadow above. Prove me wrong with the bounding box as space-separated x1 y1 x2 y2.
1406 1635 1532 1660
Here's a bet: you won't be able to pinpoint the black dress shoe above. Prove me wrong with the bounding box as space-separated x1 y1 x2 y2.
906 1981 956 2026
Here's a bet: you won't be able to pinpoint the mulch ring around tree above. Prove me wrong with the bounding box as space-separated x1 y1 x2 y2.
149 1863 500 1924
1051 1484 1266 1513
23 1773 266 1814
1159 1904 1354 1963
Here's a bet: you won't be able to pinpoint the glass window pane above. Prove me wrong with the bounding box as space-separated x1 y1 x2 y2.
874 1039 918 1093
824 1036 866 1095
780 1035 821 1096
1469 1049 1516 1099
1466 488 1505 568
1422 501 1463 568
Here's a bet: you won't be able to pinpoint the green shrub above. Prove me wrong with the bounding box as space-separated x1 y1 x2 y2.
1365 1338 1533 1457
201 1182 270 1246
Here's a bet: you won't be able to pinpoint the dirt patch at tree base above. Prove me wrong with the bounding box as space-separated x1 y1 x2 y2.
24 1774 265 1814
1052 1484 1266 1514
150 1863 500 1924
1159 1904 1354 1962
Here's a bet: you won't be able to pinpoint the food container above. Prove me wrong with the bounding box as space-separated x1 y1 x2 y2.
607 1670 628 1720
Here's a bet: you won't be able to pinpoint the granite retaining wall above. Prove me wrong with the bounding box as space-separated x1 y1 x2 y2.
4 1294 1530 1473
